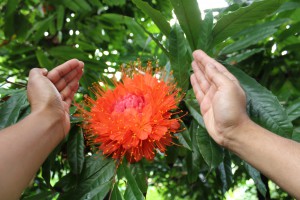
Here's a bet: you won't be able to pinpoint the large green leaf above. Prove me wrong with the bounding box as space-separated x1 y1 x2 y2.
286 98 300 121
48 46 89 61
220 19 288 54
213 0 284 45
184 95 205 128
42 142 63 186
123 163 145 200
59 154 115 199
176 122 192 150
35 49 54 69
25 15 54 42
244 162 267 197
56 5 65 31
169 24 190 92
4 0 20 37
111 186 124 200
23 191 56 200
0 90 28 129
131 0 171 37
67 126 85 175
132 164 148 195
197 11 213 53
218 150 233 194
74 0 92 12
80 181 112 200
195 122 224 170
170 0 202 50
228 66 293 138
186 120 207 183
225 48 264 64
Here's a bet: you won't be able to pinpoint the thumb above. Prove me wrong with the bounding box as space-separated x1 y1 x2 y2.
29 68 48 79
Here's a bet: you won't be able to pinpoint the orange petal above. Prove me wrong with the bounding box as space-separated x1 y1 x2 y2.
137 124 152 140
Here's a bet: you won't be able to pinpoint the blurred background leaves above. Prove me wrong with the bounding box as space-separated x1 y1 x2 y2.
1 0 300 199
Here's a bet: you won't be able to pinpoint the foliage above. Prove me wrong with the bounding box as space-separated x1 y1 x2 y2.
1 0 300 199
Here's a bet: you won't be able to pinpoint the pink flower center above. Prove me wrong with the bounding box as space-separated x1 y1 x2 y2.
114 94 145 113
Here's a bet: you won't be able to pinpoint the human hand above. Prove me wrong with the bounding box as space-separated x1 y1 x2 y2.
190 50 249 147
27 59 84 136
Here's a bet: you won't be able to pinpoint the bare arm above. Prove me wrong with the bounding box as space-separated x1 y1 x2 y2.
0 59 84 200
190 50 300 199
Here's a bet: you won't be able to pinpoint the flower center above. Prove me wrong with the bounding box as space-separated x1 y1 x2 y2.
114 94 145 113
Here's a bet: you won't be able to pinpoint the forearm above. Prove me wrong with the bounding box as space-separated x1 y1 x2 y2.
227 120 300 199
0 110 65 199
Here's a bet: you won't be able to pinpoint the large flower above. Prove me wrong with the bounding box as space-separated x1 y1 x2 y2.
80 62 182 163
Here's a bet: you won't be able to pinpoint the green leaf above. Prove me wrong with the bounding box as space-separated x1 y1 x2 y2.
0 88 25 98
80 181 112 200
42 143 63 186
131 0 171 37
195 123 224 170
220 19 288 54
4 0 20 37
74 0 92 12
170 0 202 50
175 122 192 150
225 48 264 64
49 18 56 35
197 11 213 53
292 127 300 143
35 49 54 69
218 150 233 194
67 126 85 175
276 1 300 13
57 5 65 31
62 0 81 12
123 163 145 200
184 96 205 128
0 90 28 129
111 186 123 200
221 29 277 54
186 120 204 183
169 24 190 92
228 66 293 138
213 0 284 45
103 0 126 6
286 98 300 121
59 155 115 199
48 46 88 61
244 162 267 197
25 15 54 42
23 191 56 200
131 164 148 195
136 21 169 57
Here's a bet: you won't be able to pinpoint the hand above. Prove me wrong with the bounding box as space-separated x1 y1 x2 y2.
27 59 84 136
190 50 249 147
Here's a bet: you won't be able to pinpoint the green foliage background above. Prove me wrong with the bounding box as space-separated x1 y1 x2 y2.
1 0 300 199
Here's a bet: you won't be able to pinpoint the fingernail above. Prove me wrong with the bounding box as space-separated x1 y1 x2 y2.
42 68 48 75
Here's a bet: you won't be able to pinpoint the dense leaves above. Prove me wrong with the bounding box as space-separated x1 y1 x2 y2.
1 0 300 199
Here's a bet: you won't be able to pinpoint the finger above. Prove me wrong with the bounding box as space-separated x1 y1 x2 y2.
191 61 210 93
205 63 233 88
54 66 82 91
193 50 229 74
47 59 84 84
191 74 204 103
60 81 79 101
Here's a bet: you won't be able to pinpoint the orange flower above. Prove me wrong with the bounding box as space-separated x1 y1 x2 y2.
79 62 182 163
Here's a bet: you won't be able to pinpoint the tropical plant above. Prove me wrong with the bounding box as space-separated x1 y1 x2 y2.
1 0 300 199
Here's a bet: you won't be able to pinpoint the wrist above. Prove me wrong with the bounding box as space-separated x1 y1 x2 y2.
222 116 256 153
30 107 66 140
